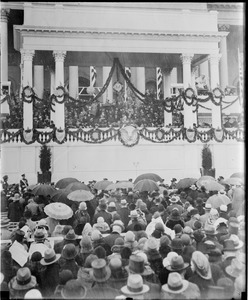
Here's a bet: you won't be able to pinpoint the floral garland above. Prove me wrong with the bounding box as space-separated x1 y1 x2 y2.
139 126 184 143
0 94 10 104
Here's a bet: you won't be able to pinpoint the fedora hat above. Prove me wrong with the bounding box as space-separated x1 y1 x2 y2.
34 229 45 242
229 234 244 249
162 252 178 268
170 238 183 250
111 237 125 253
110 220 125 232
121 274 149 295
225 258 244 278
126 255 153 276
129 210 139 218
62 244 78 260
204 224 217 235
223 239 238 252
89 258 111 282
166 255 189 271
204 203 212 210
64 229 78 241
169 210 180 221
61 279 87 299
80 236 93 253
11 267 37 291
191 251 212 280
162 272 189 294
0 218 10 228
40 249 61 266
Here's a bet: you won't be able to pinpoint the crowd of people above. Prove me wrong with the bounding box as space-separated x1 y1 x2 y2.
0 175 245 299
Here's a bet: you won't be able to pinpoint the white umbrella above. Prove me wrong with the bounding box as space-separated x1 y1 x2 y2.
44 202 73 220
67 190 94 202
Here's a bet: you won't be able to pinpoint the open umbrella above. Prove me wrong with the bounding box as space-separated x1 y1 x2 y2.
67 190 94 202
31 184 56 197
199 181 224 191
206 194 231 209
44 202 73 220
176 178 197 189
133 179 159 192
106 181 133 190
223 177 243 186
93 180 113 190
134 173 162 184
230 172 244 179
51 189 71 205
55 177 80 189
65 182 90 192
196 176 216 188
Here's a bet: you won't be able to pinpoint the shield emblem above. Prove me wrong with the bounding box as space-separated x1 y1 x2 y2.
23 129 33 143
113 81 123 93
186 129 196 142
56 129 65 142
214 129 224 141
155 129 164 141
91 130 100 142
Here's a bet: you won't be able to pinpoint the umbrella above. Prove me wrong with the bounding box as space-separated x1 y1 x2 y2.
106 181 133 190
176 178 197 189
27 184 39 191
44 202 73 220
199 180 225 191
133 179 159 192
223 177 243 186
206 194 231 209
31 184 56 197
196 176 216 188
67 190 94 202
93 180 113 190
134 173 162 184
51 189 72 205
65 182 90 192
55 177 80 189
230 172 244 179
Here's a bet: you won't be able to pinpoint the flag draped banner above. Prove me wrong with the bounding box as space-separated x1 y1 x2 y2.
156 67 162 99
125 67 131 101
238 48 243 106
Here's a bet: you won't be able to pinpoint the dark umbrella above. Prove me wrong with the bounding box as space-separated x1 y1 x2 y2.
65 182 90 192
93 180 113 190
133 179 159 192
175 178 197 189
50 189 73 206
134 173 162 184
31 184 56 197
55 177 80 189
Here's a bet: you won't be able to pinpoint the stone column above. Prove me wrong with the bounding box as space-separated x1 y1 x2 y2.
34 65 44 98
21 49 35 130
53 50 66 129
163 68 173 127
209 53 222 129
102 66 112 104
69 66 78 98
218 24 229 90
0 9 9 81
191 66 199 125
180 53 194 128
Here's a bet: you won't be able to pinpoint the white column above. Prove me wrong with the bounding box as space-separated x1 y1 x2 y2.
53 51 66 129
21 49 35 130
209 53 222 129
69 66 78 98
180 53 194 129
163 68 173 126
34 65 44 98
135 67 146 93
218 24 229 90
0 9 9 81
102 66 112 104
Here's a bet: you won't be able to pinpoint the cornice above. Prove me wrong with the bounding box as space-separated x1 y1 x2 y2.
207 3 244 11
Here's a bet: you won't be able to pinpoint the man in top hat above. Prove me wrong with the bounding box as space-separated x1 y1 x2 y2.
20 174 29 193
85 258 120 299
116 199 130 230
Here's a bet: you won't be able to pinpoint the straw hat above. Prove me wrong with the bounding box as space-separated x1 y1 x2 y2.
89 258 111 282
121 274 149 295
11 267 37 291
166 255 189 272
24 289 43 299
11 193 21 202
229 234 244 249
34 229 45 242
40 249 61 266
162 272 189 294
191 251 212 280
163 252 179 268
129 210 139 218
225 258 244 278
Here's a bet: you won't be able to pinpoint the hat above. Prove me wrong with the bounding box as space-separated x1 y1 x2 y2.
171 178 177 182
170 238 183 250
146 237 159 250
125 231 135 243
65 229 78 241
90 258 111 282
111 237 125 253
166 255 189 271
84 254 98 268
11 267 37 290
225 258 244 278
189 208 199 217
79 202 87 210
229 234 244 249
162 252 178 268
181 234 191 246
53 224 64 236
36 219 49 231
59 270 74 285
137 237 148 250
0 218 10 228
173 224 183 234
228 222 239 235
61 279 86 299
129 210 138 218
108 201 116 209
204 203 212 210
34 229 45 242
30 251 42 262
162 272 189 294
126 255 152 276
62 225 73 236
24 289 43 299
121 199 127 206
91 229 102 241
155 222 164 232
170 210 180 221
191 251 212 279
210 208 219 217
121 274 149 295
190 185 197 190
223 239 238 252
62 244 78 260
12 193 21 201
111 220 125 232
169 196 179 203
219 204 227 212
140 202 147 211
80 236 93 253
204 224 217 235
208 248 222 258
109 257 122 272
157 204 165 212
40 249 61 266
160 235 171 247
94 246 106 259
193 220 202 230
183 226 193 235
21 174 25 177
3 175 8 180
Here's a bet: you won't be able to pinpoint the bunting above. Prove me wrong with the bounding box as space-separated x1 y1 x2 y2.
125 67 131 101
156 67 162 99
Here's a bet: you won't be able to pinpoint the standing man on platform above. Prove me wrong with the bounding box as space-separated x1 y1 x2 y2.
1 175 9 212
20 174 29 193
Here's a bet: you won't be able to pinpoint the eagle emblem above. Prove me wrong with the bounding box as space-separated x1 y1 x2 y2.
119 125 139 146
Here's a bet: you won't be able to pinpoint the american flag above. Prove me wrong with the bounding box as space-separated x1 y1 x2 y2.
125 67 131 101
156 67 162 99
238 48 243 106
90 66 97 87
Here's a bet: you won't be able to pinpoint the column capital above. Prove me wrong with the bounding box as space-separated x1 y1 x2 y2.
20 49 35 61
218 24 230 32
1 9 10 22
208 53 222 64
180 54 194 64
53 51 67 62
